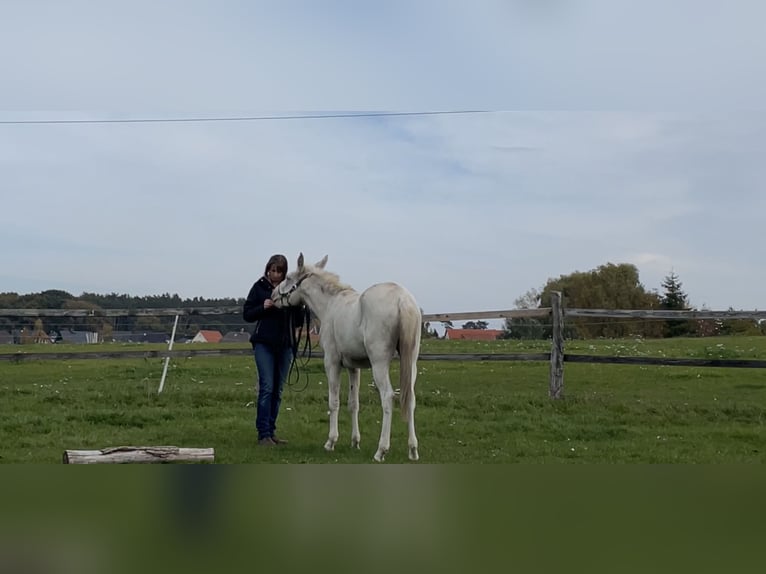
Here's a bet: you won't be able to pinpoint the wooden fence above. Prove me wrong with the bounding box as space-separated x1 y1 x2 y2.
2 293 766 398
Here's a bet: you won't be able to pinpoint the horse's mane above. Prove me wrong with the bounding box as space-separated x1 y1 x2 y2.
307 265 354 295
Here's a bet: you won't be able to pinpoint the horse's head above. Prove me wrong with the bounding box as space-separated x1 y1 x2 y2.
272 252 328 307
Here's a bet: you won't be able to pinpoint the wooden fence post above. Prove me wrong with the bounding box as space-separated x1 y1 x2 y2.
549 291 564 399
158 314 180 394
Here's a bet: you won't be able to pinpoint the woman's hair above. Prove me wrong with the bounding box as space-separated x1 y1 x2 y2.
264 254 288 275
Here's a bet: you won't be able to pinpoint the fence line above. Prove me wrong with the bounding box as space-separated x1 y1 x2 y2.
0 348 553 363
2 298 766 399
4 347 766 370
0 307 549 320
3 306 762 320
0 307 243 317
563 354 766 369
564 308 766 320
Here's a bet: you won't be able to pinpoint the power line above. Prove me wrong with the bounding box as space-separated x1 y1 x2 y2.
0 109 495 126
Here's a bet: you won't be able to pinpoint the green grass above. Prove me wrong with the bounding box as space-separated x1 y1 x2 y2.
1 336 765 463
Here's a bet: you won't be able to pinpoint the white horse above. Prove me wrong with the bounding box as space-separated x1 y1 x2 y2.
272 253 421 462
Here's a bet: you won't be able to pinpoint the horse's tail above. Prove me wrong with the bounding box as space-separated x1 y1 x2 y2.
398 296 421 420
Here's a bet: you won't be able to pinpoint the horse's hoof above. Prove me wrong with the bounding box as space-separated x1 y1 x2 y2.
351 439 361 449
409 447 419 461
324 441 335 452
373 448 388 462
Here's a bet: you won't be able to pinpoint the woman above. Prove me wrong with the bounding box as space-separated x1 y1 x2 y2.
243 254 304 446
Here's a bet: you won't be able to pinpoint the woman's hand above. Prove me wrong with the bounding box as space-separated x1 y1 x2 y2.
263 299 274 309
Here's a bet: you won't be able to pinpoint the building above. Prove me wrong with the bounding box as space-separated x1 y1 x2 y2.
57 329 100 344
191 329 223 343
444 328 504 341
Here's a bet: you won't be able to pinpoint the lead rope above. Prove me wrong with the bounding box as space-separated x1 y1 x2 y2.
287 307 312 392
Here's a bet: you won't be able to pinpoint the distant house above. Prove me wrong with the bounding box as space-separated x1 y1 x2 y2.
221 329 250 343
445 328 503 341
58 329 100 344
191 330 223 343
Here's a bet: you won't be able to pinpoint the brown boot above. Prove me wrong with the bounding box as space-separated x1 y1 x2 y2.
258 437 276 446
271 436 289 445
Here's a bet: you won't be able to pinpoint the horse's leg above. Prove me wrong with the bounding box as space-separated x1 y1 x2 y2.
348 368 361 449
371 361 394 462
324 360 342 452
406 357 419 461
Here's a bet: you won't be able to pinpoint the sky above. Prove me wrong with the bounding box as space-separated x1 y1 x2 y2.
2 1 765 326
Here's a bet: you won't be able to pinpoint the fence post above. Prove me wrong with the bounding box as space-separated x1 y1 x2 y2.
549 291 564 399
158 314 180 394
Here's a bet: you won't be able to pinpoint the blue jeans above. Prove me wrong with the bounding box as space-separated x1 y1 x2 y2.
253 343 293 440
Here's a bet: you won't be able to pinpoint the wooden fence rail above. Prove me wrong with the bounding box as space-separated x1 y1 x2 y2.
0 348 554 363
2 298 766 398
0 307 551 321
4 306 761 320
564 308 766 320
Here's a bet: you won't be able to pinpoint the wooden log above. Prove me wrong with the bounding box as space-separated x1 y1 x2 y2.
63 446 215 464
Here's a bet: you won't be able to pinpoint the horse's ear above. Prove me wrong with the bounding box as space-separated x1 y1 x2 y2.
316 255 328 269
297 253 304 270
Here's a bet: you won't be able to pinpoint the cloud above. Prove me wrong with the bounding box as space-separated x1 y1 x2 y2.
1 3 765 315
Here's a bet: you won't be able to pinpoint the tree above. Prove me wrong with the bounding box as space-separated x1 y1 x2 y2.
538 263 663 338
501 288 546 340
135 316 165 333
101 322 113 342
420 308 437 339
63 299 104 333
462 320 488 330
660 271 688 310
33 318 49 343
660 271 693 337
705 306 759 336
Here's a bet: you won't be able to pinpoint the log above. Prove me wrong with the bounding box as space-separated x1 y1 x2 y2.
62 445 215 464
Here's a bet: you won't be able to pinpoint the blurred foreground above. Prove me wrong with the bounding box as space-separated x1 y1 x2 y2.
1 466 764 574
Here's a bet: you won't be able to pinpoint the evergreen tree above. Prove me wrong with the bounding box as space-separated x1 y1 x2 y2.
660 271 688 310
660 271 693 337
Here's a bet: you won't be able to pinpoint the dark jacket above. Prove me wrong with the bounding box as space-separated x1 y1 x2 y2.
243 276 305 348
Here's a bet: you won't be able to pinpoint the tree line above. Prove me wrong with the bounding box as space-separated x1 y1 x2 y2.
0 290 246 340
502 263 763 339
3 263 764 341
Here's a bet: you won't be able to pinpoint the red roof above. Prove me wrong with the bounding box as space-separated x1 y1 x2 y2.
445 328 503 341
196 330 223 343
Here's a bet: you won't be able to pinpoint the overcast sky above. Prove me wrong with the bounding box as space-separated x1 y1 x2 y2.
2 1 765 322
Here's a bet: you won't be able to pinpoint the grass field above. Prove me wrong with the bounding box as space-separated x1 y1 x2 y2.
2 336 765 463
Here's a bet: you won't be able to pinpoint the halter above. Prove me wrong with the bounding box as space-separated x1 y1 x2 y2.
277 272 314 393
275 272 312 306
